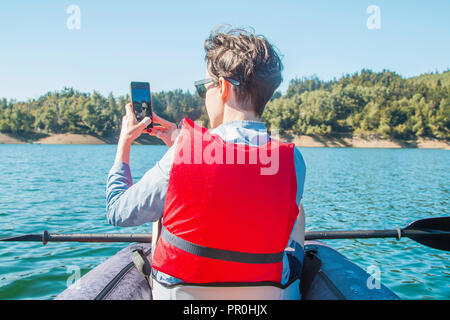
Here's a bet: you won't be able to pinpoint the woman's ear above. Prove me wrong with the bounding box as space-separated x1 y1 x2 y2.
218 77 230 102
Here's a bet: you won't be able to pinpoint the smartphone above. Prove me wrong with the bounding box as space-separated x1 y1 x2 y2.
130 81 153 129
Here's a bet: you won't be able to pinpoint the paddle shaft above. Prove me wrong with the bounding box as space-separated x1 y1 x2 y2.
304 229 430 240
43 232 152 244
0 231 152 245
0 229 432 244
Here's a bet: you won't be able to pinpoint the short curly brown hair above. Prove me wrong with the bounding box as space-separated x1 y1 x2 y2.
204 26 283 116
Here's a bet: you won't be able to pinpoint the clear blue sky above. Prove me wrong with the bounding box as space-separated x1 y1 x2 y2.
1 0 449 101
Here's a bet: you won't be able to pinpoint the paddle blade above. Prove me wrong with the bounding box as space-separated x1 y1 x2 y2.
404 217 450 251
0 234 43 242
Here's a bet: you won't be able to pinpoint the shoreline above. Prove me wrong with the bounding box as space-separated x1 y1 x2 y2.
280 132 450 150
0 132 449 149
0 132 164 146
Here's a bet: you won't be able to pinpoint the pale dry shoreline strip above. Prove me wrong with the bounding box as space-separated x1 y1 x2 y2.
287 134 450 150
37 133 106 144
0 133 449 149
0 133 27 144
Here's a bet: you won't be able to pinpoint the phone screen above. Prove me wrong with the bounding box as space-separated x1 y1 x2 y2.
130 81 153 129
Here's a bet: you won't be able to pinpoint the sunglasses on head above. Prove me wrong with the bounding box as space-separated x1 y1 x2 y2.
194 77 240 99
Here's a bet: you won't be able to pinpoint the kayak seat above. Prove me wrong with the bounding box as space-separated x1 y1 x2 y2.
152 278 301 300
150 252 303 300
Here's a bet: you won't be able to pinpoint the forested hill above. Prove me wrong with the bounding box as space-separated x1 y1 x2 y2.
263 69 449 140
1 69 449 141
0 89 207 138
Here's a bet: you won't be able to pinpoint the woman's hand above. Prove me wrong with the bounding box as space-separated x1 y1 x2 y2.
147 112 179 148
118 103 151 147
114 103 151 165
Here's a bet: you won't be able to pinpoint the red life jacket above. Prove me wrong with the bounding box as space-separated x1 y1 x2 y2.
151 118 299 284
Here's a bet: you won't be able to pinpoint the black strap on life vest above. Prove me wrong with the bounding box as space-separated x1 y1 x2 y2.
161 226 284 264
132 246 152 290
299 248 322 298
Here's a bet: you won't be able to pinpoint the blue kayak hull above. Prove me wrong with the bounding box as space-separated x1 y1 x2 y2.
55 241 399 300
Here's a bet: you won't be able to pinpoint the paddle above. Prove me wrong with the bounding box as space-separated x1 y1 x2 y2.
1 217 449 251
304 217 450 251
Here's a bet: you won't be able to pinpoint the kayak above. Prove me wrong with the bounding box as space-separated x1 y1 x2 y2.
55 240 400 300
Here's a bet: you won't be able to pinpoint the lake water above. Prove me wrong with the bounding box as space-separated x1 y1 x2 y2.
0 144 448 300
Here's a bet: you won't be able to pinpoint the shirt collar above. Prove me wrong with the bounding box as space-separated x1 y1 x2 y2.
212 120 267 132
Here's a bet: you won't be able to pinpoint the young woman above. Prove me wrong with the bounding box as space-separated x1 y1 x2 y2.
106 26 306 299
